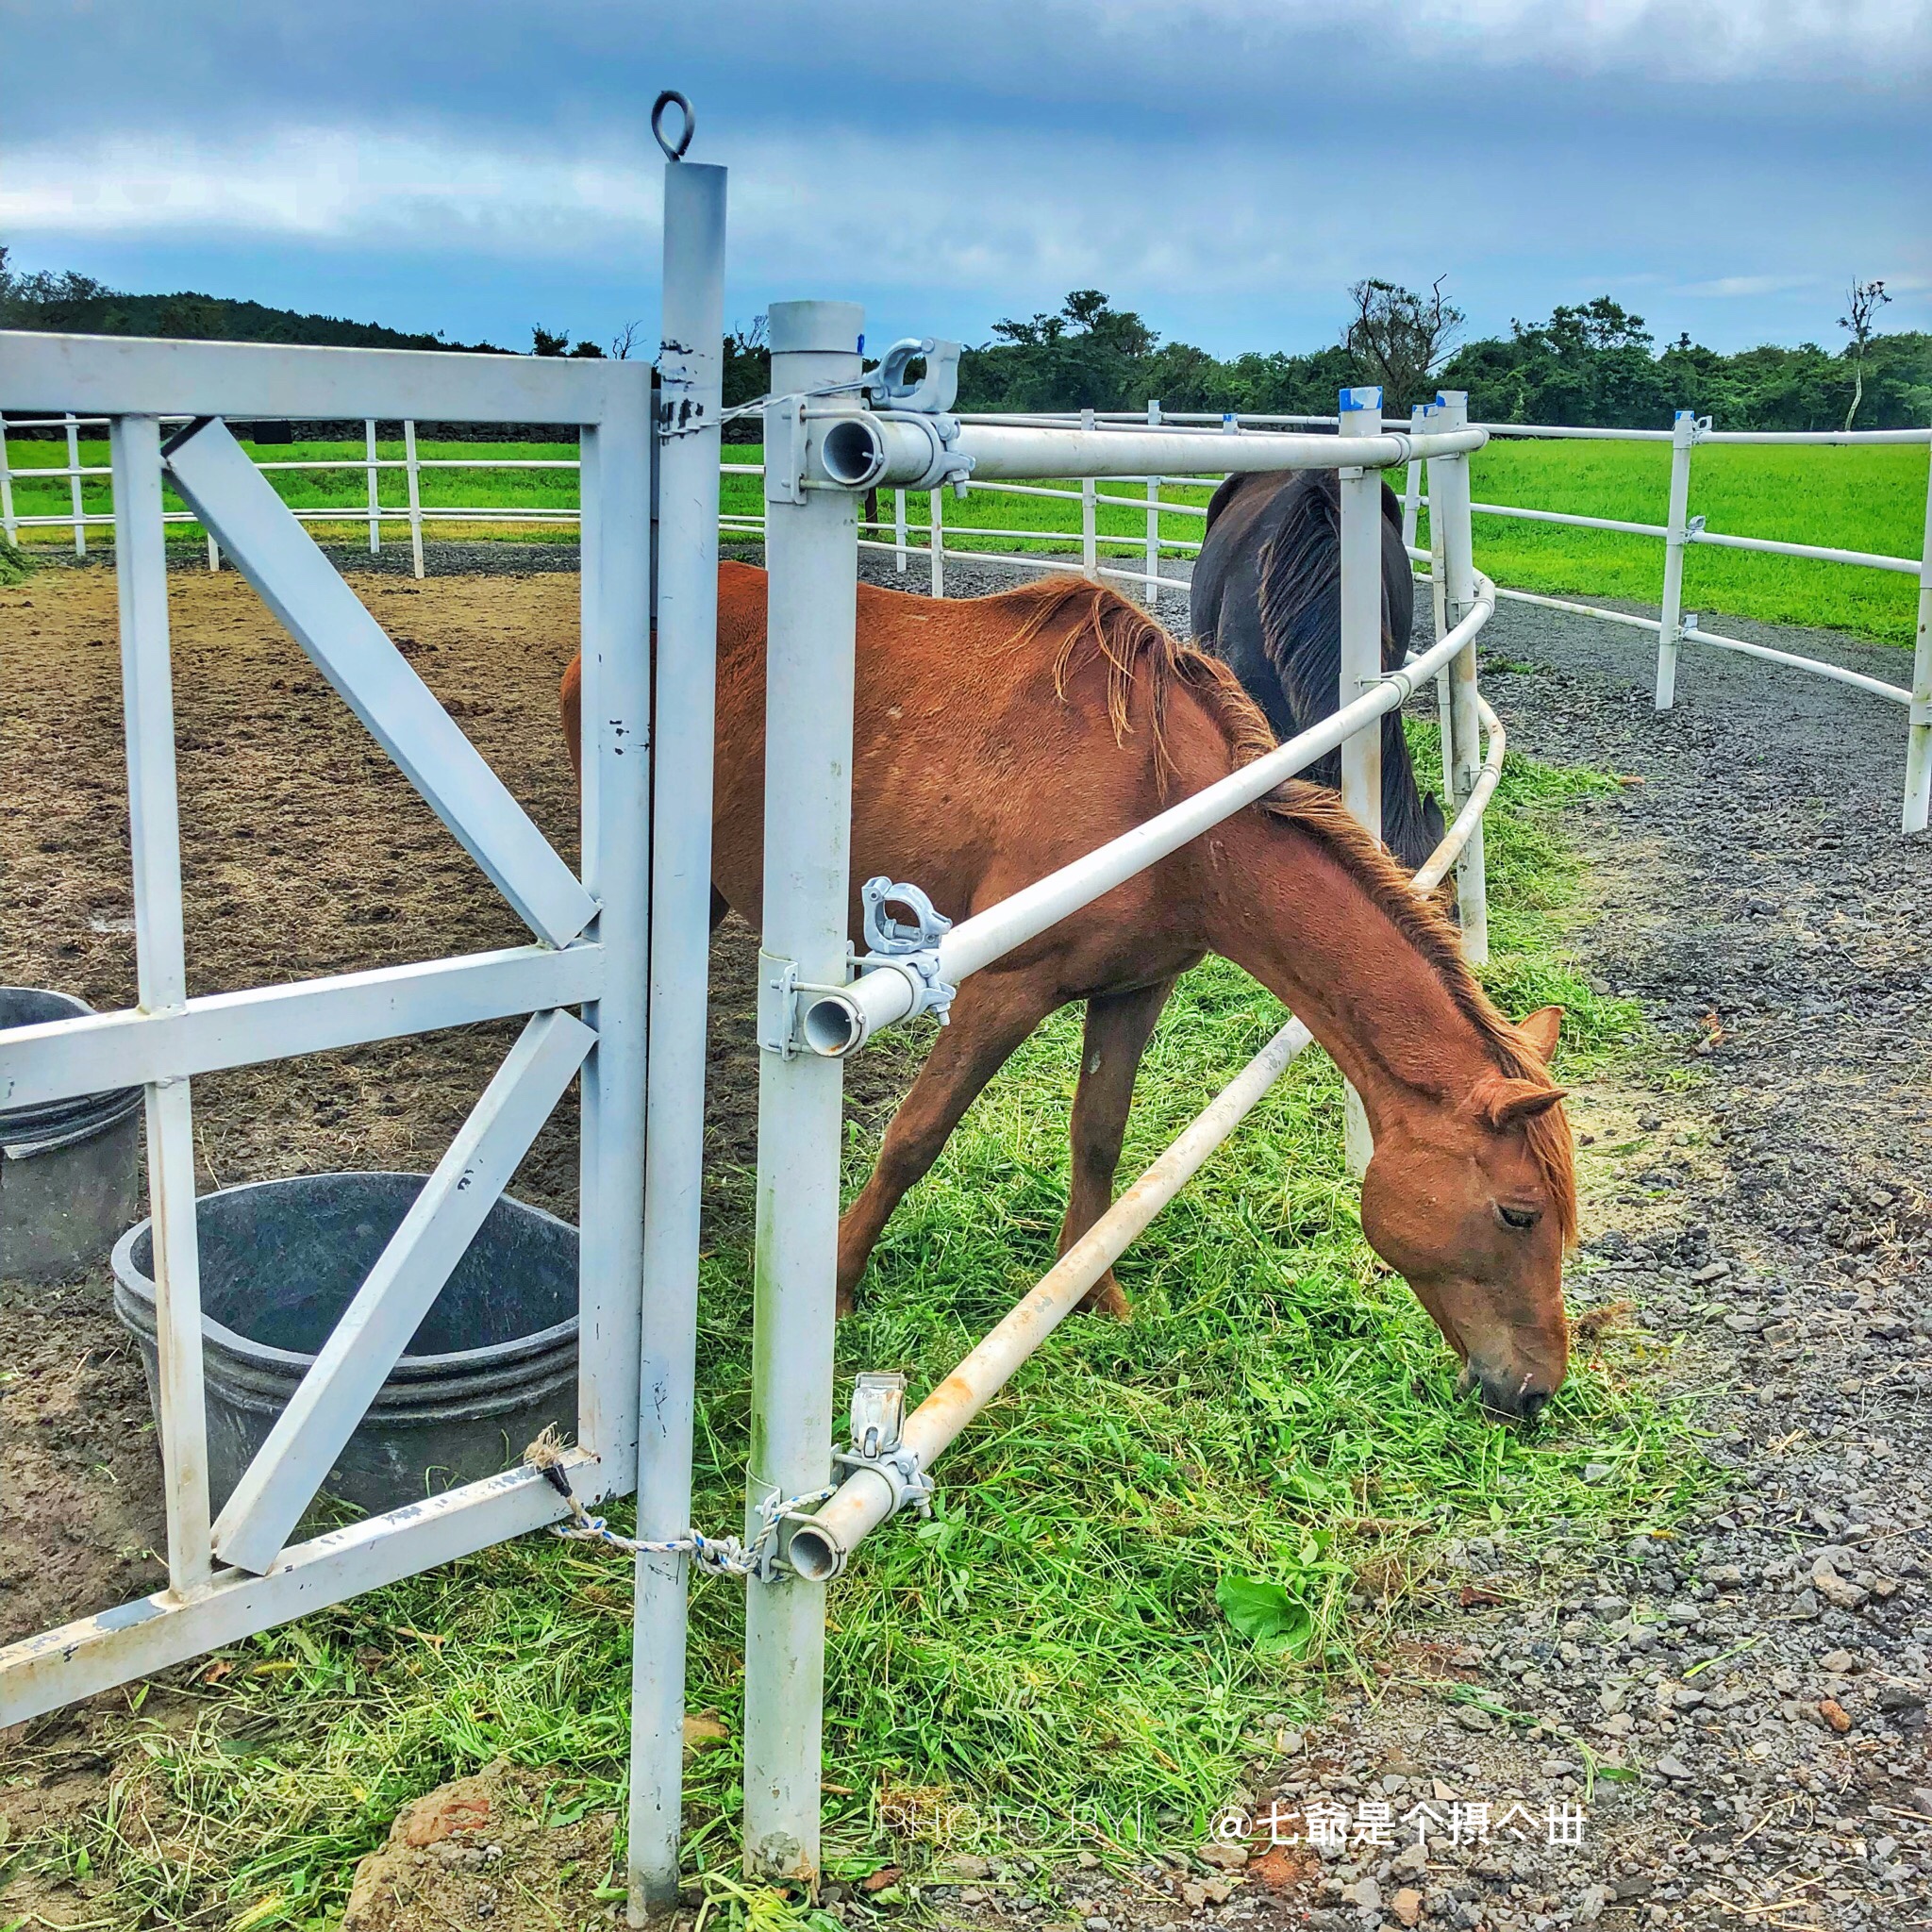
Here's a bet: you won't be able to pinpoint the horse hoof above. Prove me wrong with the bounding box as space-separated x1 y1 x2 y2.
1079 1278 1132 1321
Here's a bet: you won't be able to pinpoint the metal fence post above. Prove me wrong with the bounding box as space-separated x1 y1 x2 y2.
1430 391 1489 963
404 418 425 578
1144 399 1161 608
1338 386 1383 1176
1080 406 1098 580
365 418 381 554
929 475 943 596
893 486 907 572
66 413 86 557
626 155 726 1920
108 413 211 1591
1905 443 1932 834
1415 401 1457 801
1654 408 1697 709
742 298 863 1888
0 415 16 544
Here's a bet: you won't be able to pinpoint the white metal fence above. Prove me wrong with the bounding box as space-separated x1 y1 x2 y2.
0 410 581 579
12 398 1924 833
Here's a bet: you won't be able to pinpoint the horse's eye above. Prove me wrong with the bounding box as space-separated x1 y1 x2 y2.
1497 1203 1540 1231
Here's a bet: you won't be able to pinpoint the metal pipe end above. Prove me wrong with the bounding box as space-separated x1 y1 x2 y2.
800 991 866 1058
818 415 889 490
786 1523 846 1582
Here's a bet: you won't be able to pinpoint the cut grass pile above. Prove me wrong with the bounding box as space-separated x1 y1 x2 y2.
10 429 1922 643
11 738 1696 1930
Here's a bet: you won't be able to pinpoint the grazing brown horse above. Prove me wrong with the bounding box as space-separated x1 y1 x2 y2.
562 565 1574 1420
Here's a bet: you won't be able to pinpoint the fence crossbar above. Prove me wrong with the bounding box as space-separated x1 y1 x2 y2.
787 682 1505 1579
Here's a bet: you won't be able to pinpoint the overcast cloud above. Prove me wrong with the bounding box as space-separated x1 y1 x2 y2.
2 0 1926 358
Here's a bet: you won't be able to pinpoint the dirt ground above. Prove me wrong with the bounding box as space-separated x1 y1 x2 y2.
0 556 912 1653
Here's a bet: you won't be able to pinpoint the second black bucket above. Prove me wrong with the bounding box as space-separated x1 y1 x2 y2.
0 987 142 1284
112 1172 579 1520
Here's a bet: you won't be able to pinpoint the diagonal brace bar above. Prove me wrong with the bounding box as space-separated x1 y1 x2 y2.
212 1008 594 1574
162 418 597 947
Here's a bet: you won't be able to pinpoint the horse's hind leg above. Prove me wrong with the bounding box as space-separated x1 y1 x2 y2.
835 976 1053 1315
1061 977 1174 1320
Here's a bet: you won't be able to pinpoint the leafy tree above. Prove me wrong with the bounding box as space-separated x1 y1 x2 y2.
1343 276 1463 412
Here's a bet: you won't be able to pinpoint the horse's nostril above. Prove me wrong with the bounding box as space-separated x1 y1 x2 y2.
1518 1388 1551 1425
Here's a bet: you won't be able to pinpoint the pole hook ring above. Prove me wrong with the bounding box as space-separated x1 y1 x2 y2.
652 91 695 161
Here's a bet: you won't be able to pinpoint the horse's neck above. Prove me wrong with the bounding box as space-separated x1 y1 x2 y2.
1204 808 1495 1120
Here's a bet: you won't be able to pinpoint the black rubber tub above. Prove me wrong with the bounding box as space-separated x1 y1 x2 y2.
0 987 142 1283
112 1172 579 1519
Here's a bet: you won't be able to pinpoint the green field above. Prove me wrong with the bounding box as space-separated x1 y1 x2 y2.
8 430 1924 643
18 742 1702 1927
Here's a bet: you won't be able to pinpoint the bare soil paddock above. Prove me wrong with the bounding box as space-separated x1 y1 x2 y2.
0 562 932 1651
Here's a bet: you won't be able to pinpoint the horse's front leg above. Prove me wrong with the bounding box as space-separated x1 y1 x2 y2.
1060 977 1175 1319
835 974 1054 1314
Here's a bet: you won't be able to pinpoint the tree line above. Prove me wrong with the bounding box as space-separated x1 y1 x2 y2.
945 283 1929 432
6 247 1924 434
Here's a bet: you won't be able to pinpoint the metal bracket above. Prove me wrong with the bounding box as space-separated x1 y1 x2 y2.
862 876 951 956
833 1374 933 1521
854 876 958 1027
1685 514 1707 540
1691 415 1714 443
866 338 961 416
764 395 808 505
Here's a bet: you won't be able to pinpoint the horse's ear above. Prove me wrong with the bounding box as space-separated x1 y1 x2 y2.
1515 1005 1563 1062
1472 1074 1568 1130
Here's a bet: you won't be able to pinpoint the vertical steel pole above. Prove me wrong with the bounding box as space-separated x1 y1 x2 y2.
627 155 726 1922
110 415 211 1593
575 393 653 1499
206 531 221 572
1655 408 1696 709
893 486 908 573
929 475 943 597
1431 391 1489 963
365 418 381 554
1079 406 1098 581
1904 444 1932 835
404 418 425 579
1416 402 1457 804
0 416 14 545
1144 399 1161 608
66 413 86 557
1337 386 1383 1175
743 299 863 1887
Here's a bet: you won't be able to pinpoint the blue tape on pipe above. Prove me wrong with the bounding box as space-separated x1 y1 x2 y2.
1339 385 1383 412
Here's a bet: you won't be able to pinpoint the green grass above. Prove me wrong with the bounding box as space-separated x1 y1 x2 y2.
11 430 1922 642
1438 438 1928 647
17 741 1690 1929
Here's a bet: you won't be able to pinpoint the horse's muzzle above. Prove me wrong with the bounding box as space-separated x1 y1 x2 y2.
1457 1360 1556 1426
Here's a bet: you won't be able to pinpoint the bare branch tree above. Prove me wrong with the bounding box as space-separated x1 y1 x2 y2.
1343 276 1465 412
609 319 646 360
1838 277 1890 431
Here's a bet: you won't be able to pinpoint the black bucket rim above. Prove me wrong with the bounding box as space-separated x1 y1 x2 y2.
110 1170 580 1376
0 986 142 1146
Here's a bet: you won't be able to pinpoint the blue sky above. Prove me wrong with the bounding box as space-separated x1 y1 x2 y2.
3 0 1928 362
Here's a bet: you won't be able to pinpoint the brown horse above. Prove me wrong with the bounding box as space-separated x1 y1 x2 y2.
562 564 1574 1420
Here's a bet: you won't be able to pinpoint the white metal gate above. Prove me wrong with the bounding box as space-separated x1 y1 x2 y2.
0 340 654 1698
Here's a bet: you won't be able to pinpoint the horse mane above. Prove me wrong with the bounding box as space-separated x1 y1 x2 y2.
1000 575 1577 1243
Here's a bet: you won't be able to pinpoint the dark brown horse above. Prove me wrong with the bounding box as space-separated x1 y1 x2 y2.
562 566 1573 1420
1191 469 1444 871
